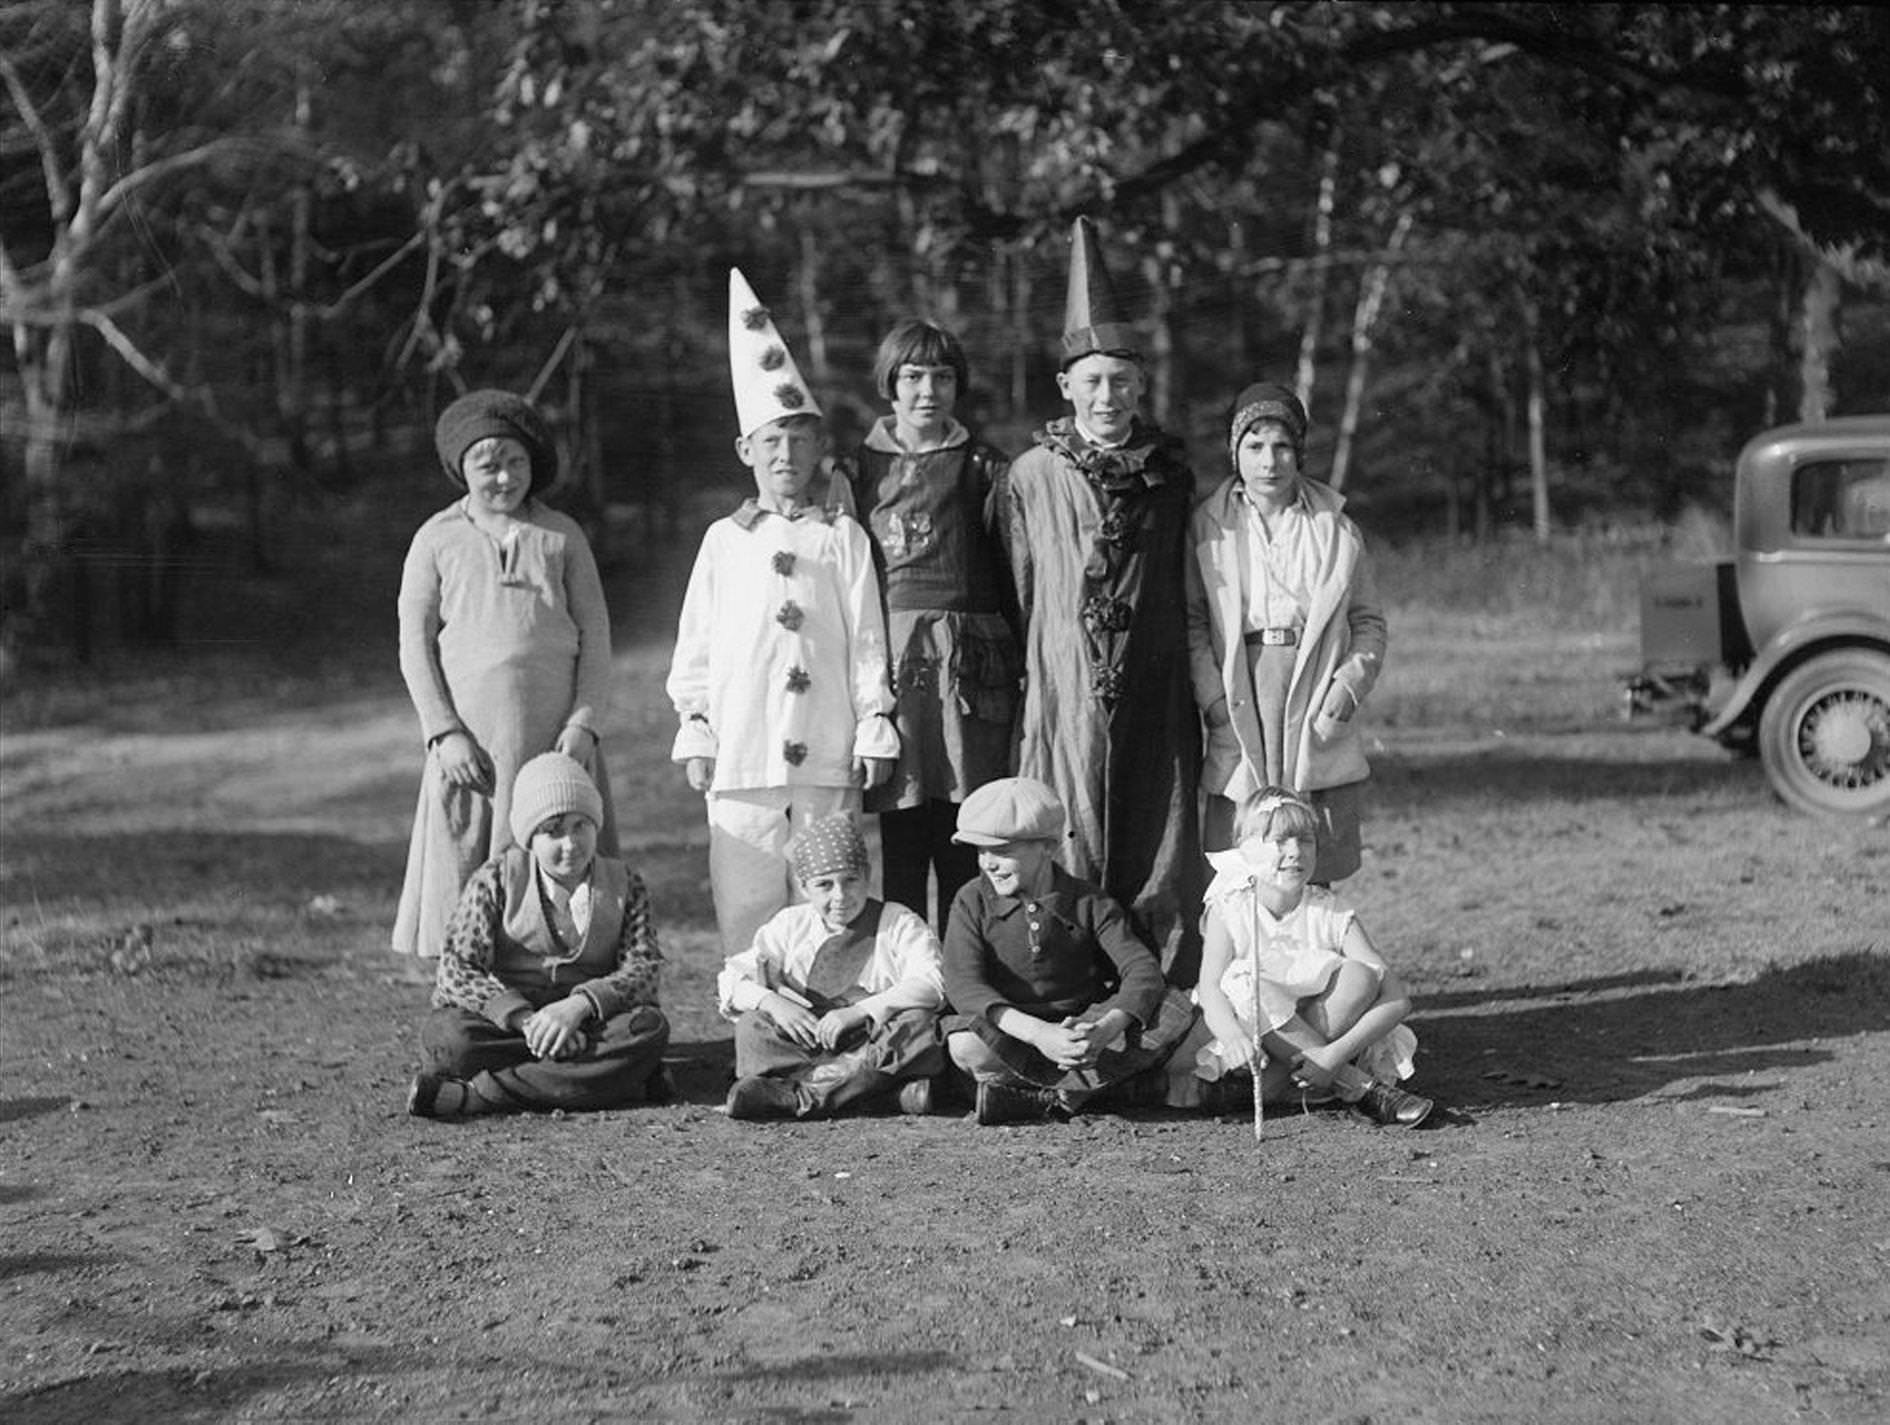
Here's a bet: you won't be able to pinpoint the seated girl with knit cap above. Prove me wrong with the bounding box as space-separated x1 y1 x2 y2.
716 813 946 1121
408 752 669 1119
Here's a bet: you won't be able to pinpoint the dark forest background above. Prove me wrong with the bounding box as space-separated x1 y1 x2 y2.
4 0 1888 671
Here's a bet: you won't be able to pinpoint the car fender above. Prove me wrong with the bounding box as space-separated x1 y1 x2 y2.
1702 611 1890 737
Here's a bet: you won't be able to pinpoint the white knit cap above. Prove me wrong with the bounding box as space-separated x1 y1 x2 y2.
508 752 603 846
728 266 822 438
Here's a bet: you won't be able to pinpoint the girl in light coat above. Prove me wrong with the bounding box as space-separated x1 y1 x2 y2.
1185 383 1386 880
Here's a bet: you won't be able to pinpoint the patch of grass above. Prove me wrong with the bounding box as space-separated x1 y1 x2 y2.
1378 518 1730 635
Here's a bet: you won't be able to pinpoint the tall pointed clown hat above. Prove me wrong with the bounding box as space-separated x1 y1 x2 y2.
1060 216 1142 367
728 267 822 438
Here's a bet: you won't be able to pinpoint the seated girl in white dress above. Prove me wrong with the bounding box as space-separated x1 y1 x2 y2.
1175 787 1431 1127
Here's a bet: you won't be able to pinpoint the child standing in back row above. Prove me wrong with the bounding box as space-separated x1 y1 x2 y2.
1186 382 1386 881
842 319 1020 933
1176 787 1431 1126
393 390 618 970
667 269 898 958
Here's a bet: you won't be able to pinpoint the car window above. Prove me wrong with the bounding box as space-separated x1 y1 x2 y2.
1791 458 1890 539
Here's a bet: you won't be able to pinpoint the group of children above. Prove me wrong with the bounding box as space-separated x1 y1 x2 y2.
393 219 1433 1133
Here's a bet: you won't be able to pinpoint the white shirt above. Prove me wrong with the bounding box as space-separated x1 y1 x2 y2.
716 901 944 1024
1239 488 1317 631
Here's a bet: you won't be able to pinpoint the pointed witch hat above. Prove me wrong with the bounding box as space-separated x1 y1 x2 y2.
728 267 822 438
1060 216 1143 367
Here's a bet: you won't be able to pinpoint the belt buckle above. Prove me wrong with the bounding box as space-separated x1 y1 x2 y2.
1260 627 1296 647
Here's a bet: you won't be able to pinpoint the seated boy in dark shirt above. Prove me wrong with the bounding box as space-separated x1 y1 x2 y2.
941 777 1190 1125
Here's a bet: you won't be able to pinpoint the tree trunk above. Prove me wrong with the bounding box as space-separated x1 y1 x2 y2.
1329 211 1410 493
1519 291 1552 543
1797 255 1840 423
0 0 164 664
1143 193 1180 427
1009 243 1031 420
796 222 830 384
1480 346 1505 543
1294 136 1339 409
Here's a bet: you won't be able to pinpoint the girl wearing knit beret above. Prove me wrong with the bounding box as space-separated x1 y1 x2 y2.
392 390 620 971
1185 382 1387 882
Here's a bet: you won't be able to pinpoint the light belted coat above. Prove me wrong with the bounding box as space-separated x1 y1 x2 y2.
1185 476 1387 799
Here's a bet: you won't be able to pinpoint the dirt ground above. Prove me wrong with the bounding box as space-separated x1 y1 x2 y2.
4 568 1889 1420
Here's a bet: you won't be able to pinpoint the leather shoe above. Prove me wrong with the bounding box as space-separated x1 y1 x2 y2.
1353 1080 1434 1128
974 1081 1061 1126
725 1076 804 1121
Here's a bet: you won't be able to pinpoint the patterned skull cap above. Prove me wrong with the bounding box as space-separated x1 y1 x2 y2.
789 813 870 882
1228 381 1308 468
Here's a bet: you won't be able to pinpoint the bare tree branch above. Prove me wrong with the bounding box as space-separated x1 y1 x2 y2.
73 304 194 403
95 135 276 218
0 47 72 225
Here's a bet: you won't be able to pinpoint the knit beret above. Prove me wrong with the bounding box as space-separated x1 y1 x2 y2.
508 752 604 847
1228 382 1308 466
789 813 870 882
433 389 558 488
952 777 1065 847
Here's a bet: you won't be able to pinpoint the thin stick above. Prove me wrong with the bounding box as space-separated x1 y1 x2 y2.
1251 946 1265 1143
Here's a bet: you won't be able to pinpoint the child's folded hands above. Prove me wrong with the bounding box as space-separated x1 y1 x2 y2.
762 993 822 1049
523 997 592 1060
815 1005 873 1051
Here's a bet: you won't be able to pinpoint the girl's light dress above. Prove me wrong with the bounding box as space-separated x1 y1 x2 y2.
393 498 617 960
1193 849 1416 1084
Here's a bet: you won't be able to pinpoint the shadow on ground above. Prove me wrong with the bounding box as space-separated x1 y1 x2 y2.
1415 951 1890 1111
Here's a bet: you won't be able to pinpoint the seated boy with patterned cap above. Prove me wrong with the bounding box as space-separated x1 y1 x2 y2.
408 752 669 1119
717 813 946 1120
941 777 1194 1126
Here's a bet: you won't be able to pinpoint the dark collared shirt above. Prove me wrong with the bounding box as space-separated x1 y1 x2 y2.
942 865 1165 1028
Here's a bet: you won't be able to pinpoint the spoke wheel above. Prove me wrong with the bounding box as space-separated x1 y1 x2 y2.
1757 650 1890 818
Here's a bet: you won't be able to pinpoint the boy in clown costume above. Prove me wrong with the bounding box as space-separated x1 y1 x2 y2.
667 270 899 958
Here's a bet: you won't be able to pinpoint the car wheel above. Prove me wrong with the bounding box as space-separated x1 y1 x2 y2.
1757 649 1890 818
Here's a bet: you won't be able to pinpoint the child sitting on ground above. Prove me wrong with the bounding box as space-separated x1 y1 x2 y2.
667 268 897 959
942 777 1194 1126
408 753 669 1119
1178 787 1431 1127
717 813 945 1121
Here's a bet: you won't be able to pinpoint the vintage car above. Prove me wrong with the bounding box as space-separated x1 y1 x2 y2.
1627 414 1890 818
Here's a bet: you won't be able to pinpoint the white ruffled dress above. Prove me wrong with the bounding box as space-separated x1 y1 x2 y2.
1194 849 1417 1084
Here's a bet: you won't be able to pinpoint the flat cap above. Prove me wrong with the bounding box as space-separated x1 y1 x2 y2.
952 776 1066 847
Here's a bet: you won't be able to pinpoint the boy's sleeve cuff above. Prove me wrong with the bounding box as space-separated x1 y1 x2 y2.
485 990 533 1029
852 713 899 760
672 719 718 761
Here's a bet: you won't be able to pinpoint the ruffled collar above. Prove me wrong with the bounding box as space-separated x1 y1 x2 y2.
1202 849 1313 918
864 415 970 457
1033 417 1186 492
731 496 835 530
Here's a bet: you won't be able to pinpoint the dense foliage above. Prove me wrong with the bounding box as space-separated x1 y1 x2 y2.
2 0 1887 658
